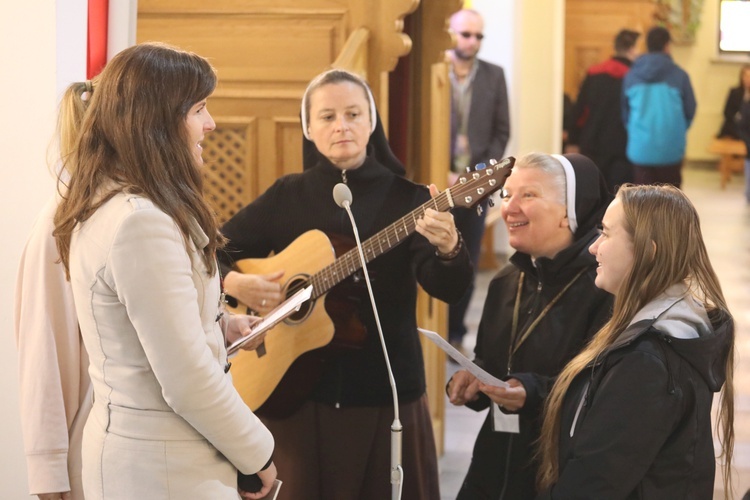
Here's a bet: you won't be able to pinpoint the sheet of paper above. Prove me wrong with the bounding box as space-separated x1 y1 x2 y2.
417 327 509 388
227 285 313 355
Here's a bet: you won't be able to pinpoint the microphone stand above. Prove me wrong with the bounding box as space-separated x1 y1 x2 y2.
337 188 403 500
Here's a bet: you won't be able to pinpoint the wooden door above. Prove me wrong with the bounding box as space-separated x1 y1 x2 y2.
138 0 419 223
565 0 656 99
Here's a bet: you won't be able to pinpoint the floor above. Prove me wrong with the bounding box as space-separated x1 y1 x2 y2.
437 164 750 499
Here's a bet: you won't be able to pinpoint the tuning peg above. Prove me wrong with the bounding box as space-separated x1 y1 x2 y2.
475 162 486 170
488 198 495 208
464 165 472 172
476 205 484 216
489 159 498 166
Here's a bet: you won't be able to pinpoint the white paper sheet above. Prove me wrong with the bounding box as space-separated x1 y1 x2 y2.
227 285 313 355
417 327 509 388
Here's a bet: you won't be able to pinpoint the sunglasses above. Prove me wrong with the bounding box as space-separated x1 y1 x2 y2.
459 31 484 41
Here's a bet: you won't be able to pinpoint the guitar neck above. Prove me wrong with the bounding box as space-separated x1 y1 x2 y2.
309 190 455 297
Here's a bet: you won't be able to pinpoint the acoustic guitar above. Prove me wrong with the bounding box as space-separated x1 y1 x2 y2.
227 157 515 417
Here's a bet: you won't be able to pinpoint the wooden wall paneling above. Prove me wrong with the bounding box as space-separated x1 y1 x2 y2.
137 12 348 87
411 0 462 186
337 0 418 128
203 117 258 224
332 27 370 77
417 61 454 455
206 92 303 219
398 0 460 456
138 1 352 224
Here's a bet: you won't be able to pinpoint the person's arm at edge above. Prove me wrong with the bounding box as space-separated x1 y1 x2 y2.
14 197 84 497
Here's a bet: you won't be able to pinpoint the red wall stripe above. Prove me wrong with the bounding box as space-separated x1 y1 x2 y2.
86 0 109 79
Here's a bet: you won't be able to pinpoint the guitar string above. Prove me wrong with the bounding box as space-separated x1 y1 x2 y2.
283 165 510 300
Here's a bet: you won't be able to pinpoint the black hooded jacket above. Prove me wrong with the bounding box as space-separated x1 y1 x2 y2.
537 287 733 499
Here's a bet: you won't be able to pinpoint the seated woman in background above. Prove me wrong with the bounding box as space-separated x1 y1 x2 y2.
737 83 750 204
717 64 750 139
536 184 734 499
447 153 613 499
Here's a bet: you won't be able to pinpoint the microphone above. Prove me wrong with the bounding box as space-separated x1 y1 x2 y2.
332 183 404 500
333 183 353 209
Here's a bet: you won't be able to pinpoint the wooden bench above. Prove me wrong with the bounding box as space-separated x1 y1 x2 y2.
708 138 747 189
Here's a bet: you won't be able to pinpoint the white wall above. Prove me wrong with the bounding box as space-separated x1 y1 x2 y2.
471 0 565 158
0 0 85 495
468 0 566 253
673 0 748 161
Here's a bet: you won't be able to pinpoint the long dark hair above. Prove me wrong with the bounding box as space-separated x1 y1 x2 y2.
54 42 223 275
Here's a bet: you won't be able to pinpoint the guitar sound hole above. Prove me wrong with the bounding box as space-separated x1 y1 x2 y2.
284 275 314 324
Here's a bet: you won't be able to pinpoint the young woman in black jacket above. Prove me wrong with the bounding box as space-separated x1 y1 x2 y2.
537 184 735 499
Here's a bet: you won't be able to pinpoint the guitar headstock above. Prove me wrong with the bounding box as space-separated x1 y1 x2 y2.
449 156 515 209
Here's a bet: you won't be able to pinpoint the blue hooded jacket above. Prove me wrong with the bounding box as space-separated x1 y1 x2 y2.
622 52 696 166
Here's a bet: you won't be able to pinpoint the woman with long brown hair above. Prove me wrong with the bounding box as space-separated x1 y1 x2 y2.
53 43 275 499
536 184 734 499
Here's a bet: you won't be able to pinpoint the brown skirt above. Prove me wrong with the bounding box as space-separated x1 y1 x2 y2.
261 394 440 500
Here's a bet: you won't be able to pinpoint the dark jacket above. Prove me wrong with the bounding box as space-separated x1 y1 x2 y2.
718 86 747 139
537 286 733 499
569 56 632 190
455 228 613 500
622 52 696 166
219 155 472 408
451 58 510 169
738 99 750 159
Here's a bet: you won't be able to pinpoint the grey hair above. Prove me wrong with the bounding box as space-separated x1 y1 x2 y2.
514 152 567 206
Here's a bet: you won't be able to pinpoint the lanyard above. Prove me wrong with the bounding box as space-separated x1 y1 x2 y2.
507 267 587 373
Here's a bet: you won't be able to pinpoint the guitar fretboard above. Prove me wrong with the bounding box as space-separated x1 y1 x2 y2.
309 190 453 297
293 157 513 299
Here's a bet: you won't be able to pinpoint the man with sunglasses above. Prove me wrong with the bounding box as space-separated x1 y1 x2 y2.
448 8 511 357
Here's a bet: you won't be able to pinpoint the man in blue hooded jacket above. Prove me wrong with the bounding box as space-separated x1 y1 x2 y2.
622 26 696 188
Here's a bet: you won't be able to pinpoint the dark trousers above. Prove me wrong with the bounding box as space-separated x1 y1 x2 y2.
632 161 683 188
261 395 440 500
449 202 487 343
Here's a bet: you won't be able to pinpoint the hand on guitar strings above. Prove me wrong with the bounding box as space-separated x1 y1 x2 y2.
223 313 267 352
415 184 460 255
223 270 285 315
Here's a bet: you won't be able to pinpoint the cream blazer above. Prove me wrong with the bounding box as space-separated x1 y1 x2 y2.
69 192 273 499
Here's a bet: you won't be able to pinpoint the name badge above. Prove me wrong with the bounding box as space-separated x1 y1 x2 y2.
492 402 520 433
